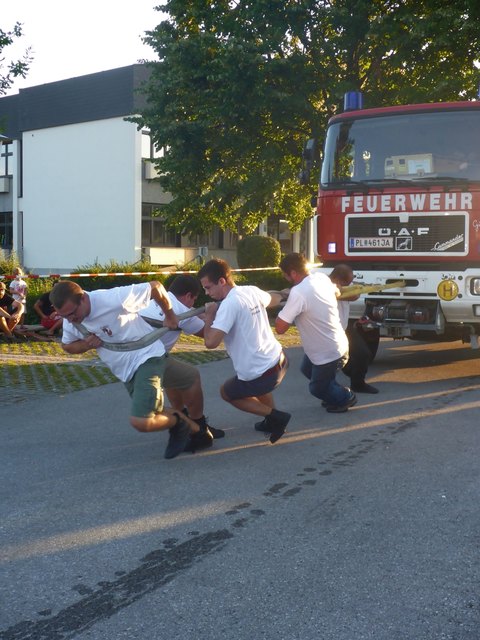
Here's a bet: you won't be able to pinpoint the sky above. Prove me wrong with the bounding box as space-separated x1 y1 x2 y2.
2 0 166 95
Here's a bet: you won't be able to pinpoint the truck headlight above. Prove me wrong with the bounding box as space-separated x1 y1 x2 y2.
470 278 480 295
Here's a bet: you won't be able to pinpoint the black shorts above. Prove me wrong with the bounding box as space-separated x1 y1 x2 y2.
223 351 288 401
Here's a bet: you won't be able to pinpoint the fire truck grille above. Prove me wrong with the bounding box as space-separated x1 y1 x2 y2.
345 213 467 256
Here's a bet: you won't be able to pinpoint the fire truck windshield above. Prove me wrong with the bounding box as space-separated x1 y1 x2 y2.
321 109 480 187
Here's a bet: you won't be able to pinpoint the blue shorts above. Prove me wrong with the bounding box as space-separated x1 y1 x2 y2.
223 351 288 401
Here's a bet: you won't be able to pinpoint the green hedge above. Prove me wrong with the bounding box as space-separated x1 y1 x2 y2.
236 235 281 268
2 258 289 324
1 259 168 324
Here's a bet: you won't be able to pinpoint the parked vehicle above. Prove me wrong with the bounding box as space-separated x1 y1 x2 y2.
308 92 480 348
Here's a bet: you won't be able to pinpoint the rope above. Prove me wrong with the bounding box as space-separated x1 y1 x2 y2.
72 306 206 352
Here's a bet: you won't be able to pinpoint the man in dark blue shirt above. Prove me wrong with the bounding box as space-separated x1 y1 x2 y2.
0 280 24 341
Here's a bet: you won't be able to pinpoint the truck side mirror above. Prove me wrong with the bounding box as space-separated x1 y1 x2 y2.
299 169 310 185
299 138 318 185
303 138 317 164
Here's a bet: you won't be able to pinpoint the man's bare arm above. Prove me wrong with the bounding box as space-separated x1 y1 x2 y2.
202 302 225 349
149 281 178 329
62 339 97 354
275 317 291 335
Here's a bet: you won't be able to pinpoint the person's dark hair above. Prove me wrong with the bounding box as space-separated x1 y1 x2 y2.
168 274 201 298
329 264 353 285
50 281 83 309
197 258 234 285
279 253 308 275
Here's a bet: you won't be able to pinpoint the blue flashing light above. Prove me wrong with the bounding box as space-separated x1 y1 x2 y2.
344 91 364 112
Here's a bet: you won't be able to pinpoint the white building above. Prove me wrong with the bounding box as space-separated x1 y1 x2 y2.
0 64 241 274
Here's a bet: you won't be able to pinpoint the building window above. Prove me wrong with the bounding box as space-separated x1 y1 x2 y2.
185 228 219 249
222 228 238 250
267 216 291 253
183 228 238 250
0 212 13 248
0 142 13 177
141 130 164 160
142 204 178 247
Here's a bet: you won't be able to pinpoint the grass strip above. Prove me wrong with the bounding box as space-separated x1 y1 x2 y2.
0 328 301 398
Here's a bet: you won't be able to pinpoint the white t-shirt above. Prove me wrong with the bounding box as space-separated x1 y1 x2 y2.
140 292 204 352
61 283 166 382
211 286 282 381
10 276 27 306
278 272 348 365
337 300 350 330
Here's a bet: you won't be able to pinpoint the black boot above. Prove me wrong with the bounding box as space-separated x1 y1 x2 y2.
266 409 291 444
183 414 216 453
191 414 225 439
164 413 192 459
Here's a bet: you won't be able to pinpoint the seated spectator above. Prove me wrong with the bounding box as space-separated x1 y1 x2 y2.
33 291 63 336
9 267 28 327
0 281 24 341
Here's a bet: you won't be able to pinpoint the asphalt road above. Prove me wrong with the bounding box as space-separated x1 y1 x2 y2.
1 339 480 640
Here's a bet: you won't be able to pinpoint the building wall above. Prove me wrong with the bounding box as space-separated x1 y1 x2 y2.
21 117 142 272
0 64 308 272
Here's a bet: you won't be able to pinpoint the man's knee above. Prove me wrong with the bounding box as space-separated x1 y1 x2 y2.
130 416 149 433
220 385 233 403
189 370 202 391
300 360 311 379
308 381 327 400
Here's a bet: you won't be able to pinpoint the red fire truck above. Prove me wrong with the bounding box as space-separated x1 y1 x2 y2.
311 93 480 347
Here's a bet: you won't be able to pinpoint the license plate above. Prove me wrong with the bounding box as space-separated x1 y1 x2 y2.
349 237 394 248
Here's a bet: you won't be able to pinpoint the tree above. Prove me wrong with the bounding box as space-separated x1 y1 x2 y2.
0 23 32 96
134 0 480 235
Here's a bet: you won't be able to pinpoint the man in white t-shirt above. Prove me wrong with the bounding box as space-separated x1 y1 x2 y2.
50 279 212 460
330 264 379 394
140 274 225 440
275 253 356 413
197 258 290 444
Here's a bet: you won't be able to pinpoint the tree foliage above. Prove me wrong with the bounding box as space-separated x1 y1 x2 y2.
134 0 480 234
0 23 32 97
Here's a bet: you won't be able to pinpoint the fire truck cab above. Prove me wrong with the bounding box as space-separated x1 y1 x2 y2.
312 93 480 347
